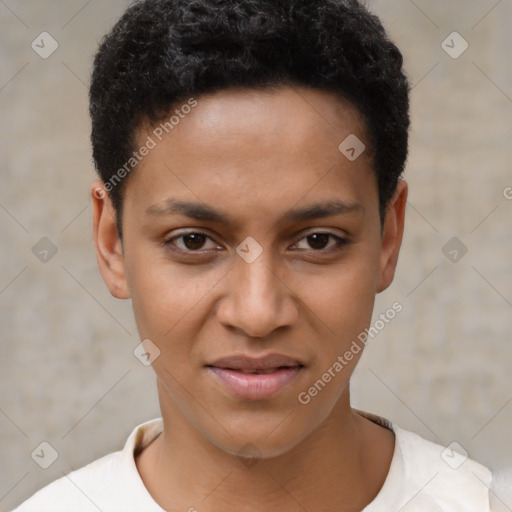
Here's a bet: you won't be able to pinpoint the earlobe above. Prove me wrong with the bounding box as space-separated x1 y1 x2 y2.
90 180 131 299
376 179 408 294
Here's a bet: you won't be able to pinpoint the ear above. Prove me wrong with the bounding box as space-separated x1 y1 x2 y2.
90 180 131 299
376 179 408 293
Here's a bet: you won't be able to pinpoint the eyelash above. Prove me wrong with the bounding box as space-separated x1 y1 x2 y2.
162 230 350 256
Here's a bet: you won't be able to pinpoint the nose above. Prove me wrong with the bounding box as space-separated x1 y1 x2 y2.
216 249 300 338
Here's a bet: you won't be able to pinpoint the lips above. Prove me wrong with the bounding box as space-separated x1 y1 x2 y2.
207 354 304 372
206 354 305 400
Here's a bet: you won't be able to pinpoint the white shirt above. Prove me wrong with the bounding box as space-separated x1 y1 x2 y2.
12 412 492 511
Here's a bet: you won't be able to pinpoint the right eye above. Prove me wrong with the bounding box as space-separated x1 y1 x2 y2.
163 231 222 253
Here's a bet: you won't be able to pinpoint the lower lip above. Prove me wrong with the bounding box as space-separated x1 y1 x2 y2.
207 366 302 400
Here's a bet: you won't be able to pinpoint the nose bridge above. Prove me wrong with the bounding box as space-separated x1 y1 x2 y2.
221 243 297 337
235 246 280 308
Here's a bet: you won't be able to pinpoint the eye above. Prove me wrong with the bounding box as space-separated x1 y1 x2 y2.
164 231 220 253
163 230 350 256
292 232 349 253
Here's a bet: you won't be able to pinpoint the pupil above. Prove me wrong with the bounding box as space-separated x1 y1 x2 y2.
184 233 206 250
308 234 329 250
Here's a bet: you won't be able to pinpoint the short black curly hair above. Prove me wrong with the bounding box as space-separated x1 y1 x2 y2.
90 0 410 239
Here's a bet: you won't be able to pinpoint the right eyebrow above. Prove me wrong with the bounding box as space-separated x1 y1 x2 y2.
146 198 230 224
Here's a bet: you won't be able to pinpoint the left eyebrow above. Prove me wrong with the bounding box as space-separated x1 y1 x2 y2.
145 197 364 225
281 200 364 222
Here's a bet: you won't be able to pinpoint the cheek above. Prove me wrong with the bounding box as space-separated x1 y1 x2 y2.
330 269 377 337
293 249 379 398
296 255 379 338
292 270 377 424
126 243 227 339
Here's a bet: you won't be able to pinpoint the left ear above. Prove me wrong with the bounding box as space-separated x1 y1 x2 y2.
376 179 408 293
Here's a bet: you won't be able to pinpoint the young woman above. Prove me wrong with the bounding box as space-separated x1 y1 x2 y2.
14 1 492 510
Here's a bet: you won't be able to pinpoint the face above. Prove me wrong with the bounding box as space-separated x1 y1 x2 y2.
91 85 407 458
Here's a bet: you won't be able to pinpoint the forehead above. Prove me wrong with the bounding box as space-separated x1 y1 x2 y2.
154 85 368 155
124 85 376 223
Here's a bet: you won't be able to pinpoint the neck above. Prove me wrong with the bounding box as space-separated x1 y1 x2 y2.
136 381 394 512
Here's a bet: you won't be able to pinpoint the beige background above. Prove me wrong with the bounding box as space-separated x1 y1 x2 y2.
1 0 511 509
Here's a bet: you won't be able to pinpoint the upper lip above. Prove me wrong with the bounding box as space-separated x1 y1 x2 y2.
206 353 304 371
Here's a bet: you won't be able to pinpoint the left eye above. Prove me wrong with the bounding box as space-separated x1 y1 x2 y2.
293 233 346 251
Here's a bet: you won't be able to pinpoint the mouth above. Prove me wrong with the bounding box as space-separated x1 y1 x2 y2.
205 354 305 400
213 367 300 374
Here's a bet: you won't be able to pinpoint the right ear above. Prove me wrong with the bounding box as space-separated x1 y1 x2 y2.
90 180 131 299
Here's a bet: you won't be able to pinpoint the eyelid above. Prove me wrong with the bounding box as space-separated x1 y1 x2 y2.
298 227 350 239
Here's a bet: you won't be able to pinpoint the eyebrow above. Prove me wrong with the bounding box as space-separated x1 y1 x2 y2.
145 198 363 224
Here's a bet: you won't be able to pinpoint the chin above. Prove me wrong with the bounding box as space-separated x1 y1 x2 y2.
218 434 303 462
204 412 314 462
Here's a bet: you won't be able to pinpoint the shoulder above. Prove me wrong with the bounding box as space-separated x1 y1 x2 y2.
395 425 492 511
12 451 123 512
12 418 164 512
356 410 492 511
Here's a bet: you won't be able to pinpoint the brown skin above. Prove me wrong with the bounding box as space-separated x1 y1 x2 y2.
91 85 407 512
